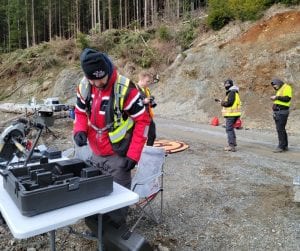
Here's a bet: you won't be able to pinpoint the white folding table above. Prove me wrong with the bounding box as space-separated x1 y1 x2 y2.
0 176 139 251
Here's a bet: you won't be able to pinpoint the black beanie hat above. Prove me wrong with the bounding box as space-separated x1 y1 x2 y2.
224 79 233 90
80 48 109 80
271 79 283 86
224 79 233 87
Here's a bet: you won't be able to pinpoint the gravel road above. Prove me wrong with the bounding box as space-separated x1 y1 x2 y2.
0 117 300 251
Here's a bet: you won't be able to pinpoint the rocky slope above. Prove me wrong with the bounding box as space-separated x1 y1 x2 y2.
154 5 300 134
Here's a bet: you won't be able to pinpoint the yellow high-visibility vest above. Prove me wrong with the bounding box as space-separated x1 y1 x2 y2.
222 92 241 117
274 83 292 107
108 75 134 144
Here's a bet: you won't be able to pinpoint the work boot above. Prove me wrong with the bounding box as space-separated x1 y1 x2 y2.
273 147 288 153
224 146 236 152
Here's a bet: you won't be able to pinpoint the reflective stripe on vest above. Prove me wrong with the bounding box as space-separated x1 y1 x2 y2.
222 92 241 117
108 75 134 144
274 83 292 107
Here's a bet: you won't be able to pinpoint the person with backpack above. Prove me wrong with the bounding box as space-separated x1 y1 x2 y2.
270 78 292 153
136 71 157 146
73 48 150 232
216 79 241 152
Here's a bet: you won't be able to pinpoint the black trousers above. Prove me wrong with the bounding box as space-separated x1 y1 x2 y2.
146 120 156 146
85 154 131 234
273 110 289 149
225 117 239 147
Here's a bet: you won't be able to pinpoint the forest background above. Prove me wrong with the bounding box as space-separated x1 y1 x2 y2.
0 0 299 54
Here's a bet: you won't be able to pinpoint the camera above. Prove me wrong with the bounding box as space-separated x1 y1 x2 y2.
149 96 157 108
153 74 160 84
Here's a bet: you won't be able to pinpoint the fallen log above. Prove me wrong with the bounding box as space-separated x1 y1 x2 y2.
0 103 40 114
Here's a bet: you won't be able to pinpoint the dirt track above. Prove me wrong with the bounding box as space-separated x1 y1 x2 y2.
1 116 300 250
137 117 300 250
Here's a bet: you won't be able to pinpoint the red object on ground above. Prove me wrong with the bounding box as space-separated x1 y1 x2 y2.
211 117 219 126
233 118 242 129
25 140 32 150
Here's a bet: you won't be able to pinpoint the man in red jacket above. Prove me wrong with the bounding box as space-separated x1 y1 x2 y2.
74 48 150 231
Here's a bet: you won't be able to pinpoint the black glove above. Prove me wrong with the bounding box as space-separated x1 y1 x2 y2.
74 131 87 147
124 157 137 172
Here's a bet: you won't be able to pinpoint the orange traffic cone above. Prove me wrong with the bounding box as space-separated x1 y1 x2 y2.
211 117 219 126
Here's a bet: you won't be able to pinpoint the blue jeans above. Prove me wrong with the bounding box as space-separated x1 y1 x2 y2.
225 117 239 147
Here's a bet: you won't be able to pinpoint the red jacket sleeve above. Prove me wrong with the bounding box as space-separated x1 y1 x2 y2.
124 87 150 162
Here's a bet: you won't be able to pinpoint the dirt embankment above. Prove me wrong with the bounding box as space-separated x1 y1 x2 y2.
234 11 300 44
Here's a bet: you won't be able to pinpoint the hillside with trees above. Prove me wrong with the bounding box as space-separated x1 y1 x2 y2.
0 1 299 132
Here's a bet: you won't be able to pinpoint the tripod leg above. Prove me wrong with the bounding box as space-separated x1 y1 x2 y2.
46 126 58 139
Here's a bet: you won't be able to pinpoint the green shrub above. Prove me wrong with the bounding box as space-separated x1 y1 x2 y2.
176 21 198 50
228 0 266 21
207 0 267 29
40 55 60 69
207 9 232 30
178 28 194 50
76 32 90 50
20 63 34 74
128 20 141 30
265 0 300 5
135 47 157 68
91 29 125 52
207 0 233 30
156 25 173 41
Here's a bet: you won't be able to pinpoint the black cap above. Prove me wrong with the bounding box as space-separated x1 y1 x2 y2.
80 48 109 80
271 79 283 86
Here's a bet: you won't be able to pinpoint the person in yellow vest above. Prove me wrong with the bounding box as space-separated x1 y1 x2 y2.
136 71 157 146
270 79 292 153
218 79 241 152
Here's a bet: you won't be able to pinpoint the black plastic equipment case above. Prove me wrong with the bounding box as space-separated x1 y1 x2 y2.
2 158 113 216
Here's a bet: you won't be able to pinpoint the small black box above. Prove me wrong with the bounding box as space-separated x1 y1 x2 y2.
43 148 62 159
81 167 101 178
103 224 153 251
36 171 52 187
